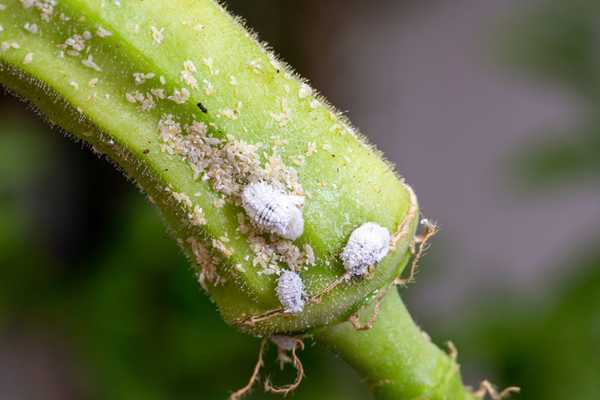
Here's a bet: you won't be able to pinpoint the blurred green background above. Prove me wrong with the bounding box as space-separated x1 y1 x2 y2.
1 1 600 399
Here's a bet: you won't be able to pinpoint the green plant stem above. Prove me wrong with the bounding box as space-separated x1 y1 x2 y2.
0 1 485 398
0 0 416 334
316 287 477 400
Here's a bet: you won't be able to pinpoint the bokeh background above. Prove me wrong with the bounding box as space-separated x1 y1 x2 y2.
1 0 600 399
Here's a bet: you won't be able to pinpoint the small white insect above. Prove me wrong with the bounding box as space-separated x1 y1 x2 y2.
277 270 305 314
241 182 304 241
340 222 391 277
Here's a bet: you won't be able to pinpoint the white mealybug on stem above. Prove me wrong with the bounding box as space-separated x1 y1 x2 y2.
340 222 391 277
277 270 305 314
241 182 304 241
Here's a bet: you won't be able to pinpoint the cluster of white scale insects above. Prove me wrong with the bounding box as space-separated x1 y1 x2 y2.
241 182 392 314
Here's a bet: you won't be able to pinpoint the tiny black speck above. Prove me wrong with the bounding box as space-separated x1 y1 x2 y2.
196 102 208 113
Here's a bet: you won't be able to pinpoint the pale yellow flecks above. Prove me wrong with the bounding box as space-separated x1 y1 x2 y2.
270 136 289 148
171 190 193 208
61 31 92 57
125 91 156 111
168 87 190 104
82 54 102 72
23 22 38 34
96 25 112 38
23 52 33 64
213 198 225 209
212 238 233 258
247 59 262 73
203 79 215 96
87 92 98 102
291 155 305 167
1 41 20 52
203 57 219 75
187 237 219 289
304 244 316 267
181 60 198 89
133 72 155 85
150 26 164 45
270 97 291 127
234 263 245 273
20 0 34 9
150 88 166 99
190 205 207 226
20 0 55 22
219 101 243 120
156 112 309 275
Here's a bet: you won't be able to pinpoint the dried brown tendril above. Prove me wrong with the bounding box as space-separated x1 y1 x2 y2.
347 287 389 331
446 340 458 362
473 380 521 400
395 217 439 286
230 338 268 400
229 336 306 399
264 337 305 395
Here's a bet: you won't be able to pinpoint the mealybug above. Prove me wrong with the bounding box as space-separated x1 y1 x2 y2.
340 222 391 277
241 182 304 241
277 270 305 314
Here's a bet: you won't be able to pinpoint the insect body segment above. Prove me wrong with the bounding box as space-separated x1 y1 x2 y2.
277 270 305 314
241 182 304 240
340 222 391 277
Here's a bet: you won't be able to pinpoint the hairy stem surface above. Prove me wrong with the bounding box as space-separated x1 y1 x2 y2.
0 0 417 335
317 287 477 400
0 1 485 398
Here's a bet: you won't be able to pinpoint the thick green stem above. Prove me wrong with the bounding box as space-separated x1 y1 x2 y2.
0 0 416 335
316 287 476 400
0 1 484 398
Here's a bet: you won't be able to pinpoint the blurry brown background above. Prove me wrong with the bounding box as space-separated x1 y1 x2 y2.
1 1 599 399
